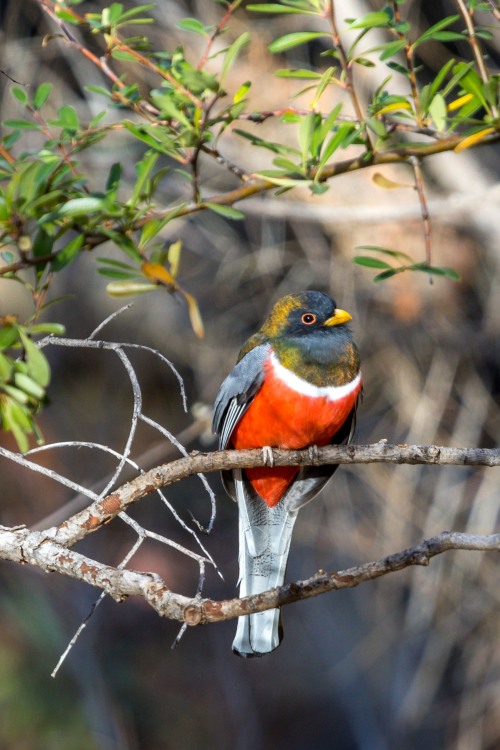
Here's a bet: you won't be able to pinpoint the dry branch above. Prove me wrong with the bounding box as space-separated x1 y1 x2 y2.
0 442 498 629
1 522 499 628
52 442 500 548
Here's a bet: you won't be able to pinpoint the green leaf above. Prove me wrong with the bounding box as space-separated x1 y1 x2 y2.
247 3 317 14
378 39 408 61
111 50 139 62
86 85 113 99
128 150 159 206
233 129 301 157
116 3 156 22
309 182 329 195
4 120 41 130
316 122 355 175
430 31 464 42
100 230 143 263
139 217 170 248
97 268 138 279
353 256 393 269
205 203 245 220
272 156 303 174
366 117 388 138
298 112 318 163
51 235 84 272
33 82 53 110
355 245 414 263
275 68 320 79
26 323 66 336
19 330 51 387
409 263 461 280
221 32 250 85
412 15 460 48
442 61 474 98
176 18 208 35
106 280 158 296
429 93 447 131
373 268 402 282
310 67 336 108
1 399 31 452
13 372 45 400
0 352 14 380
0 326 20 350
452 63 489 110
48 197 105 220
1 383 30 405
97 258 138 271
233 81 251 104
11 87 28 106
347 11 392 29
106 162 122 200
268 32 329 54
56 104 80 131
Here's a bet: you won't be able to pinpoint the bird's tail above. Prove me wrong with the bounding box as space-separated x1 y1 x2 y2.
232 471 298 658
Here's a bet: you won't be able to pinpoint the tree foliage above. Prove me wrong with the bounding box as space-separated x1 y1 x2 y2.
1 0 499 449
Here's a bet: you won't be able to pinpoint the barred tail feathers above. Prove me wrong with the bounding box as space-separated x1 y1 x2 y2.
232 471 298 657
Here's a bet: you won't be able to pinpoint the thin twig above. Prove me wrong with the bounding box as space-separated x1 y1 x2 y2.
391 1 421 122
455 0 498 118
197 0 245 70
410 155 432 265
326 0 373 151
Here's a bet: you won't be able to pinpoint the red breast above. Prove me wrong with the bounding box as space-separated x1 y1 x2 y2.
230 353 362 506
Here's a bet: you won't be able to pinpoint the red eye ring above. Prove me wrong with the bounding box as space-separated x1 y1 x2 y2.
301 313 317 325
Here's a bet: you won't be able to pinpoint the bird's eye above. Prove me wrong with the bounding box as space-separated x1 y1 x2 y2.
301 313 317 325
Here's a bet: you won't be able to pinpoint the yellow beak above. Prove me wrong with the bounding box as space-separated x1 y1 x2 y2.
324 308 352 326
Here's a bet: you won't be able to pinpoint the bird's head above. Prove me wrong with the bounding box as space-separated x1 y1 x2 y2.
239 291 359 385
259 291 352 340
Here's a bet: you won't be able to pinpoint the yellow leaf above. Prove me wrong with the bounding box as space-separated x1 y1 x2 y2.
376 101 412 116
167 240 182 278
454 127 495 152
183 292 205 339
447 93 473 112
141 261 175 286
372 172 413 189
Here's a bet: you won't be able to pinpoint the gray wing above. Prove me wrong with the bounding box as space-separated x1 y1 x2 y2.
212 343 270 450
283 393 361 513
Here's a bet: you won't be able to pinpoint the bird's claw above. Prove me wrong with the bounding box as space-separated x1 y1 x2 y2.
262 446 274 467
308 445 320 464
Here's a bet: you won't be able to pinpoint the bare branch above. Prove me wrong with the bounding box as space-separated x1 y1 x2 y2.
48 442 499 549
1 524 499 628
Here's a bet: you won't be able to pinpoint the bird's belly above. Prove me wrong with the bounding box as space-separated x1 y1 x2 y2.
230 369 361 506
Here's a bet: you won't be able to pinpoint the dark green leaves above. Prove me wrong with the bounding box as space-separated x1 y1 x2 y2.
354 247 461 282
0 321 63 452
268 32 330 54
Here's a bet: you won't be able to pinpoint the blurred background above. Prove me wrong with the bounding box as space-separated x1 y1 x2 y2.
1 1 500 748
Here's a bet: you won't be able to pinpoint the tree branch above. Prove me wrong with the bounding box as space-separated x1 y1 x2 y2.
0 443 498 631
51 441 500 548
1 523 499 628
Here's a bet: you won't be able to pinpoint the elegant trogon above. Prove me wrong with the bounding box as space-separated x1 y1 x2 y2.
213 291 362 657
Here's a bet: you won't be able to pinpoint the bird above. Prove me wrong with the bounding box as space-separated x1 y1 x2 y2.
212 291 362 657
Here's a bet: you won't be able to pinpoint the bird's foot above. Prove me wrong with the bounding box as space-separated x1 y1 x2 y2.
308 445 320 464
261 446 274 467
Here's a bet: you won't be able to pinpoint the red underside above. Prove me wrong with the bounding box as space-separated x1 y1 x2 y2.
230 364 361 507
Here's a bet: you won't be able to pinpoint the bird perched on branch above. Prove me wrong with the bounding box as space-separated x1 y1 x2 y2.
213 291 362 657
